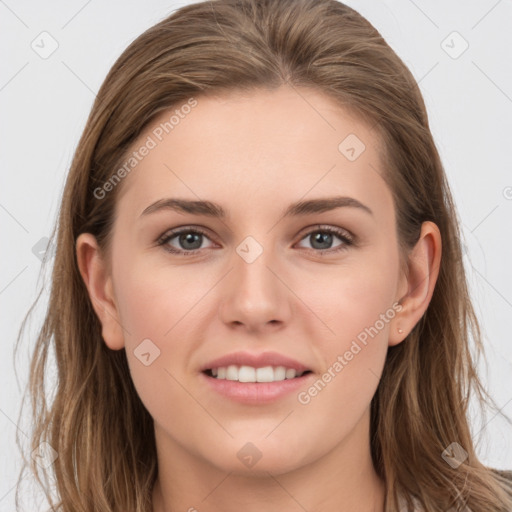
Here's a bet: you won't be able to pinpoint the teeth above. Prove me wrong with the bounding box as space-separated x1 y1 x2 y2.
285 368 297 379
239 366 256 382
226 365 238 381
208 365 305 382
273 366 286 381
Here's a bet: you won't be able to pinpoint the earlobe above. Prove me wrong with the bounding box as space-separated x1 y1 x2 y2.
75 233 125 350
389 221 442 347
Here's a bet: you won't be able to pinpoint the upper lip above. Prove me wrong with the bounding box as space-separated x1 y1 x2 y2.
200 351 311 373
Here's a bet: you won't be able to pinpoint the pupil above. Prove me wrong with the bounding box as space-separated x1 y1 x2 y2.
180 233 202 250
312 232 332 249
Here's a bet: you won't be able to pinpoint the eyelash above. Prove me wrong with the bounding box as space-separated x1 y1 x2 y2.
156 225 355 256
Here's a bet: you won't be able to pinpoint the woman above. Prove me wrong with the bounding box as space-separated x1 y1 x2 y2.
15 0 512 510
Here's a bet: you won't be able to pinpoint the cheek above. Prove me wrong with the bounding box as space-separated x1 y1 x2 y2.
301 249 399 347
111 256 217 407
296 247 398 403
113 266 199 435
293 269 395 449
113 254 210 342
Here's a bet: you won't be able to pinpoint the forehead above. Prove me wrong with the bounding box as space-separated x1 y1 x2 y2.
114 85 394 225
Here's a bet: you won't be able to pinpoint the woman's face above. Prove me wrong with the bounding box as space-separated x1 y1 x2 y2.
82 85 411 475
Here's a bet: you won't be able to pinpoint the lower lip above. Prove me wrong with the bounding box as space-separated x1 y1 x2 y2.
200 371 314 404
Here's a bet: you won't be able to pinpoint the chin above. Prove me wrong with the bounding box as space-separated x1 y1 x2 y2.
202 438 313 477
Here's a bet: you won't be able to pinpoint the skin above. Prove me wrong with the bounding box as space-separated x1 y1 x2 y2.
76 85 441 512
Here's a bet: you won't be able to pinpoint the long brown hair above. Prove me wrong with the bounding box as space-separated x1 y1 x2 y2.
14 0 512 510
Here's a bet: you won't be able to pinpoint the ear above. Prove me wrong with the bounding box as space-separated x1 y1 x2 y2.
389 221 442 347
76 233 125 350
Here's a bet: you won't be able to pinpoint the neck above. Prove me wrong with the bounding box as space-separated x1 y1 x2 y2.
152 408 386 512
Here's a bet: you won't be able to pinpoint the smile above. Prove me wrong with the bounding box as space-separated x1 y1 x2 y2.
204 365 312 383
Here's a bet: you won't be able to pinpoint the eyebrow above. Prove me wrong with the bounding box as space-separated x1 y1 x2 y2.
139 195 373 219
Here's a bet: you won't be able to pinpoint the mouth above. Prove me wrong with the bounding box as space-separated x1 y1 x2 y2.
199 351 315 403
203 365 313 383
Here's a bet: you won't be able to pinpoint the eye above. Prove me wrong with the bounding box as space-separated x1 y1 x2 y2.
295 225 354 254
156 224 354 256
156 227 216 255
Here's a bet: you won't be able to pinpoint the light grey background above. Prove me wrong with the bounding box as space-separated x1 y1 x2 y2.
1 0 511 510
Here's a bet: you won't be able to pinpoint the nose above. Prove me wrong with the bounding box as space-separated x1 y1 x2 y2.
217 242 293 333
